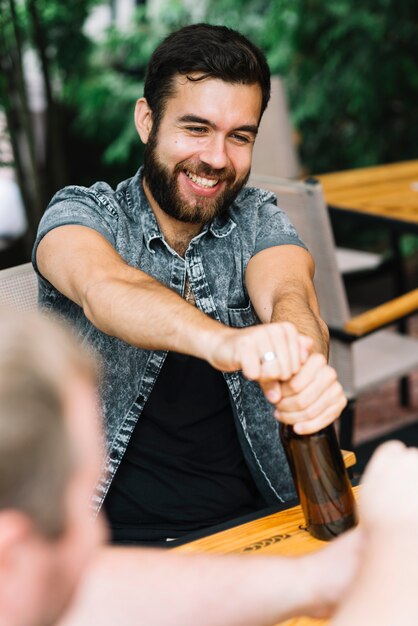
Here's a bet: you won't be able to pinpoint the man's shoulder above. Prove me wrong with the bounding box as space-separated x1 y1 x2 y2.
233 185 277 212
227 185 278 229
47 175 135 217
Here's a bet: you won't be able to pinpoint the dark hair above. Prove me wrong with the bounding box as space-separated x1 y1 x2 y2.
143 23 271 129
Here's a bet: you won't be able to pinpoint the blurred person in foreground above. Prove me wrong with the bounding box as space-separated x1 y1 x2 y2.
33 22 346 546
65 440 418 626
1 309 417 626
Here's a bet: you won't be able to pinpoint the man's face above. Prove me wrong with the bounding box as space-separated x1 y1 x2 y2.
27 376 106 626
141 76 262 225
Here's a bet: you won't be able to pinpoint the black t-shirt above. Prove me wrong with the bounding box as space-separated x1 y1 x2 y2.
104 352 264 542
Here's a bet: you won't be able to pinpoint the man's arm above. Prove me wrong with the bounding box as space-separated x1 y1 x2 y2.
246 245 328 356
246 245 346 433
58 530 361 626
37 226 307 383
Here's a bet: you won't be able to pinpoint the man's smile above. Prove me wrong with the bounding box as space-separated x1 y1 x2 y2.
180 169 226 199
185 170 219 189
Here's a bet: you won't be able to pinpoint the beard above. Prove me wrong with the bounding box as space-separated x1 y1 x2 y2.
142 128 250 225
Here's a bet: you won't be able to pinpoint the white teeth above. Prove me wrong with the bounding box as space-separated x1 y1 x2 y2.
186 171 218 188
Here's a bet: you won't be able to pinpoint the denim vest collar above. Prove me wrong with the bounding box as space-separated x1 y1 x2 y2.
124 168 237 255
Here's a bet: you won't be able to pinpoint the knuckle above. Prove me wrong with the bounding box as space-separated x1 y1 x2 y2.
282 321 297 334
296 389 310 410
327 366 338 383
288 376 302 394
314 353 327 367
339 393 348 409
334 381 345 397
331 380 345 402
305 405 318 421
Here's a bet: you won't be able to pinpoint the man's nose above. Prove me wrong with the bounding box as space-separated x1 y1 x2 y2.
200 135 229 170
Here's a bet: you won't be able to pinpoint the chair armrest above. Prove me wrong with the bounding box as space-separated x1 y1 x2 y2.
343 288 418 337
342 449 356 469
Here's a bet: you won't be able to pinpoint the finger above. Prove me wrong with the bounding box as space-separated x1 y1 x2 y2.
260 322 302 380
278 394 347 434
259 351 286 382
259 380 282 404
279 322 302 377
278 364 338 412
242 337 285 382
284 353 328 395
240 350 263 380
292 395 347 434
298 334 313 363
275 381 347 432
260 325 291 381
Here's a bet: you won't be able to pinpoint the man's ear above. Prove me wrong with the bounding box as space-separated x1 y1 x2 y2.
135 98 153 144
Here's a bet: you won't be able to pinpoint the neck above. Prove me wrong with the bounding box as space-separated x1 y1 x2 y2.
142 178 203 257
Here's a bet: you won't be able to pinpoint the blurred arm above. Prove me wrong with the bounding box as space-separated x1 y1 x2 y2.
58 531 361 626
332 441 418 625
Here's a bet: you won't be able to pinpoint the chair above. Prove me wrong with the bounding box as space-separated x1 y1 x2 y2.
252 76 301 180
248 174 418 449
0 262 38 311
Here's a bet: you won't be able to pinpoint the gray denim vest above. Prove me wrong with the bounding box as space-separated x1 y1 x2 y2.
33 168 305 512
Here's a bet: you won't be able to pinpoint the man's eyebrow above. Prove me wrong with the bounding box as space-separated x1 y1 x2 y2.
178 115 258 136
178 115 213 126
236 125 259 136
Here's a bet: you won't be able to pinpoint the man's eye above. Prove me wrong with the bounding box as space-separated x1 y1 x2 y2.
186 126 207 134
231 134 251 144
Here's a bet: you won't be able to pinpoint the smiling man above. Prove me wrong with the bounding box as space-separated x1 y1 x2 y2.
33 23 346 545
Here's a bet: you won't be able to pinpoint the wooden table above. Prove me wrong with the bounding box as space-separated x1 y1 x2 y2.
316 159 418 232
174 453 358 626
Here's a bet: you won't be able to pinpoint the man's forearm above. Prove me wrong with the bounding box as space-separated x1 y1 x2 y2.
270 291 329 357
58 547 330 626
83 271 226 360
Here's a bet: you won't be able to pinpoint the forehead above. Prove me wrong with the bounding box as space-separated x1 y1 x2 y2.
163 75 263 129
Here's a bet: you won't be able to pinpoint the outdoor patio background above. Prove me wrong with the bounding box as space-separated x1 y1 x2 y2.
345 262 418 475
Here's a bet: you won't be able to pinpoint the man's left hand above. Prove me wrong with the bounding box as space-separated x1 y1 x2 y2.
271 353 347 433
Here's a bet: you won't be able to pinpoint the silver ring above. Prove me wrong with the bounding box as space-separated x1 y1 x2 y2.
262 351 277 363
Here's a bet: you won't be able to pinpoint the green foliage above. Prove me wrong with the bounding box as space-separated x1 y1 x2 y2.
63 4 193 181
235 0 418 174
33 0 98 77
3 0 418 192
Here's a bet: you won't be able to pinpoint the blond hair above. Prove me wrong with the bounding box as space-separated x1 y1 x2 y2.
0 309 97 537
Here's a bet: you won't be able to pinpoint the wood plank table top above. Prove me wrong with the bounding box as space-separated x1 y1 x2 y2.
316 159 418 229
174 474 359 626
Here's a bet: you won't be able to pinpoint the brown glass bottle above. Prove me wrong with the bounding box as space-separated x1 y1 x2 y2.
280 423 358 541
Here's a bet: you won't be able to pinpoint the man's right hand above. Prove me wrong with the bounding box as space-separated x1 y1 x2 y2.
207 321 312 399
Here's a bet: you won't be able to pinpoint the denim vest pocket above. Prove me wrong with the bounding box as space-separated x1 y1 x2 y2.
227 302 258 328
